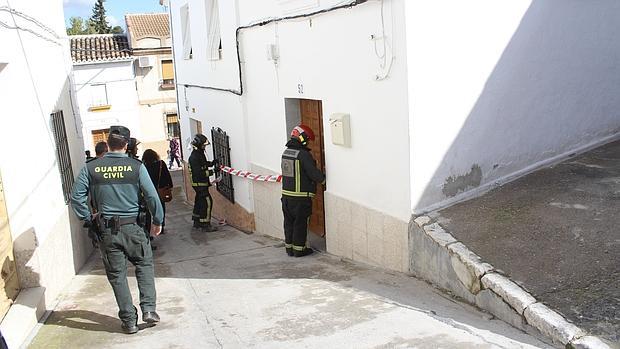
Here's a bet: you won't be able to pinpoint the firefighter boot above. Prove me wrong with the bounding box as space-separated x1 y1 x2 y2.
293 247 314 257
202 223 218 232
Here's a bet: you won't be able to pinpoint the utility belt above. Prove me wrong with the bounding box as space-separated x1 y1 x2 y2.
102 216 138 233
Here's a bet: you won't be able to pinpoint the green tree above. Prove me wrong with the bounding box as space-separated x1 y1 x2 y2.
66 17 85 35
90 0 111 34
66 16 97 35
111 25 124 34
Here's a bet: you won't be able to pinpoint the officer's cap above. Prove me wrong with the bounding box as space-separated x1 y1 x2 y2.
109 125 130 142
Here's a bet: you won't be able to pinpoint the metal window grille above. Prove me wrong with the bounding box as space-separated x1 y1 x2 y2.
50 111 74 204
211 127 234 203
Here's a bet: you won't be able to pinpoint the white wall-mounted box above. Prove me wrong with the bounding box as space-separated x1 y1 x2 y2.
329 113 351 147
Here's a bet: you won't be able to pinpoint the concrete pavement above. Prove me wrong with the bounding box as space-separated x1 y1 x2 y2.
26 186 550 348
437 140 620 344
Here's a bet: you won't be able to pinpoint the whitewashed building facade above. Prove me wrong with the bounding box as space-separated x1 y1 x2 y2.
70 34 142 155
0 0 91 347
167 0 620 272
126 13 178 158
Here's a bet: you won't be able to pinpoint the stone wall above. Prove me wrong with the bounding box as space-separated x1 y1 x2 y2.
182 163 254 232
325 192 410 273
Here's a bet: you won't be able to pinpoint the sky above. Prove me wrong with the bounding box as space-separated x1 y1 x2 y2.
63 0 166 29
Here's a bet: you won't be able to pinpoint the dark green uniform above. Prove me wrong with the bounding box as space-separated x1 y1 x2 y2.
71 152 164 326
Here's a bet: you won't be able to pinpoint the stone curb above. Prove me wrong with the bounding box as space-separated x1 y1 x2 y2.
411 215 611 349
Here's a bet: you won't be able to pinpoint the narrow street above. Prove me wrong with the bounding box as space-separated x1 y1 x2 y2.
25 173 549 349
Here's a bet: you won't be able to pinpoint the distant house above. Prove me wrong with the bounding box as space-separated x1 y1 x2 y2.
126 13 178 158
167 0 620 273
70 34 141 153
0 0 91 347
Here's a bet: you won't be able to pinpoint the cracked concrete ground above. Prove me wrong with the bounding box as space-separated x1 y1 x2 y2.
437 140 620 345
25 173 549 348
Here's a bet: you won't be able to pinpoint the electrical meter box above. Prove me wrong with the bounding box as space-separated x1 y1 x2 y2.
329 113 351 147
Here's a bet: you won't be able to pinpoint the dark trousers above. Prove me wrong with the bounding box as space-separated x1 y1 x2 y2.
145 199 166 233
169 154 181 169
192 187 213 224
99 223 156 324
281 197 312 251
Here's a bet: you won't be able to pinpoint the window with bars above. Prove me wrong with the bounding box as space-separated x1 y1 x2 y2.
51 111 74 204
211 127 234 203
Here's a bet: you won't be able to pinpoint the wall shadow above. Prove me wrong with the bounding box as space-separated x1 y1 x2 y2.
415 0 620 211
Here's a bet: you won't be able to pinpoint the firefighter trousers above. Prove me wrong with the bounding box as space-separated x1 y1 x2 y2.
281 196 312 251
192 186 213 224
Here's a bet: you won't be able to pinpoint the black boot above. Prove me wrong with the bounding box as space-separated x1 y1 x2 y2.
143 311 160 324
293 247 313 257
121 321 139 334
192 221 201 229
286 247 294 257
201 223 217 232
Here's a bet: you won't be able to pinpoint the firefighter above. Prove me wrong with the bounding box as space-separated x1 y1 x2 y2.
281 124 325 257
188 133 218 232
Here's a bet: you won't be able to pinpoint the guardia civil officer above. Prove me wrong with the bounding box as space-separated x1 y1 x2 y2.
71 126 164 334
188 134 218 232
281 124 325 257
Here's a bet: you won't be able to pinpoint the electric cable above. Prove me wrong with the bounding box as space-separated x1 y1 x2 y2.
178 0 371 96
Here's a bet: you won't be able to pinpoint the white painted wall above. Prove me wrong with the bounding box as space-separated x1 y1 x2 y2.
405 0 620 213
239 0 411 221
72 61 141 153
170 0 411 221
170 0 253 212
134 52 177 157
0 0 91 345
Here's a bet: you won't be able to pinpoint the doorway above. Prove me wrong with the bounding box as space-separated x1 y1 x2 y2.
0 171 19 319
285 98 326 250
91 128 110 148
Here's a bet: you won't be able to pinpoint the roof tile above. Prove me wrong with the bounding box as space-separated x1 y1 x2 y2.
70 34 131 63
125 13 170 40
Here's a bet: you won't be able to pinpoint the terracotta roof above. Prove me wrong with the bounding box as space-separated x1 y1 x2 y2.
70 34 132 63
125 13 170 40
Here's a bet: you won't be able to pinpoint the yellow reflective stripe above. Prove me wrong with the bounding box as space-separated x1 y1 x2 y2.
295 160 301 192
284 243 292 248
282 190 315 198
192 182 210 186
292 245 305 251
206 195 212 222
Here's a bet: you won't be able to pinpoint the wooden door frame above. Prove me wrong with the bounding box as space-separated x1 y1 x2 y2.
299 98 326 240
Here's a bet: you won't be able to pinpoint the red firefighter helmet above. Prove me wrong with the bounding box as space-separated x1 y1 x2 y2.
290 124 315 145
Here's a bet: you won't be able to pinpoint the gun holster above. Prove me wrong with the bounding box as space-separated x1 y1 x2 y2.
87 214 104 247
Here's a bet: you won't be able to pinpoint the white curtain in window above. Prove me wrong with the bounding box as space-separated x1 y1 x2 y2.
181 4 192 59
206 0 221 61
90 84 108 106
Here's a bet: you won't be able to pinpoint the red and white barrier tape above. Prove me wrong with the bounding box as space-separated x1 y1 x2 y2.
219 165 282 183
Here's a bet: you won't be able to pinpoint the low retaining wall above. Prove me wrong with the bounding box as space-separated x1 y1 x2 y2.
409 215 611 349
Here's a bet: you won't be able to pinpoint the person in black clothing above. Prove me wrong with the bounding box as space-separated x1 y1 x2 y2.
142 149 173 238
281 124 326 257
188 134 218 232
95 141 109 157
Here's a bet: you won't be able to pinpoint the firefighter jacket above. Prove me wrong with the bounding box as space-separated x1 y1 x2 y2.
188 148 214 187
281 139 325 198
71 152 164 225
